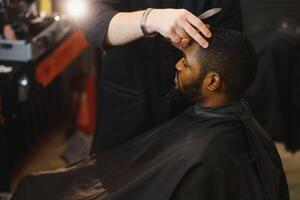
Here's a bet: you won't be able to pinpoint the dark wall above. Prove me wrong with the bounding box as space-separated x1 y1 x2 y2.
241 0 300 34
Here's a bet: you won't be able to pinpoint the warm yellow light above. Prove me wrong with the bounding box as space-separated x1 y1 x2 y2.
65 0 87 18
54 15 60 21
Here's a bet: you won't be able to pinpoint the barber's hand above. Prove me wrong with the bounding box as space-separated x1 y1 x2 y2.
171 24 211 49
147 9 211 49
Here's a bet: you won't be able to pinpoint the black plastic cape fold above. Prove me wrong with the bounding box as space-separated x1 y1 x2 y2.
11 100 289 200
194 99 288 200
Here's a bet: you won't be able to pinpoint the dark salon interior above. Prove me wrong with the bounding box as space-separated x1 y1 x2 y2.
0 0 299 199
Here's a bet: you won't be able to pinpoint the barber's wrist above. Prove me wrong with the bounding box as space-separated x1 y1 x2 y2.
141 8 158 36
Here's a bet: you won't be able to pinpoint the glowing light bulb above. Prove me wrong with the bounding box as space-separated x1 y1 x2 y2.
66 0 87 18
54 15 60 21
20 78 28 86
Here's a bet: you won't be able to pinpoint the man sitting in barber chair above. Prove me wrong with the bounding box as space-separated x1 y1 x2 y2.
12 28 290 200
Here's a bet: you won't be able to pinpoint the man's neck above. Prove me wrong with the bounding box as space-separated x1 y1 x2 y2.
197 95 238 108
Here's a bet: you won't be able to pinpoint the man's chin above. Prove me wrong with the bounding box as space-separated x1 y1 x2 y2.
180 88 201 103
168 86 196 102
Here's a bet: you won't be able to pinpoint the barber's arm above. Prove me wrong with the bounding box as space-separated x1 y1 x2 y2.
80 0 211 50
78 0 119 49
107 9 211 48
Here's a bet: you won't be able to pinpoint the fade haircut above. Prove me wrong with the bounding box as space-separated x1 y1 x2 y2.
195 28 257 99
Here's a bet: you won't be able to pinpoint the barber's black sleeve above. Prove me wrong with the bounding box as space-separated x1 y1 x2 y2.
78 0 120 49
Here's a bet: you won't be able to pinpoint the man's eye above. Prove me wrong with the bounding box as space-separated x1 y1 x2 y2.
182 60 188 67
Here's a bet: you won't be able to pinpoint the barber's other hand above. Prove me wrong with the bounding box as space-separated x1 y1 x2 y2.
147 9 211 48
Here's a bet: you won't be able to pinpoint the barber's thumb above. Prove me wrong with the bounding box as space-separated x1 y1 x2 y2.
180 38 191 48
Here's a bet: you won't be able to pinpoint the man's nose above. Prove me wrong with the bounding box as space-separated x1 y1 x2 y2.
175 59 183 71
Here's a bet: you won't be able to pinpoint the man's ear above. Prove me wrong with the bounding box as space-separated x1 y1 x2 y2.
206 71 222 91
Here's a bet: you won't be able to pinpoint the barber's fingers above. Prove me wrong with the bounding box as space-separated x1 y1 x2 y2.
180 38 191 48
173 27 190 48
187 14 211 38
168 31 181 44
171 37 191 50
181 20 209 48
171 41 182 49
175 27 189 40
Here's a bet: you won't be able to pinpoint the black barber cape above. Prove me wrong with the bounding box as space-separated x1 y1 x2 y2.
12 101 289 200
79 0 243 153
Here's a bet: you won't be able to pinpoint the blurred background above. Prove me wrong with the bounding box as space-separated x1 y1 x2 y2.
0 0 299 199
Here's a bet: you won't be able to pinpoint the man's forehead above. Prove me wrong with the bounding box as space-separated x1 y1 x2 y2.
183 42 199 59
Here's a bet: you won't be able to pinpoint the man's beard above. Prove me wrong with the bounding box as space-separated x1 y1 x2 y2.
173 70 206 103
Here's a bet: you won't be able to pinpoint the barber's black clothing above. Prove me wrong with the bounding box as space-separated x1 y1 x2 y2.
80 0 243 153
12 101 289 200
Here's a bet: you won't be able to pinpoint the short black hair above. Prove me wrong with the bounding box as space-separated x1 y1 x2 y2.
194 28 257 99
